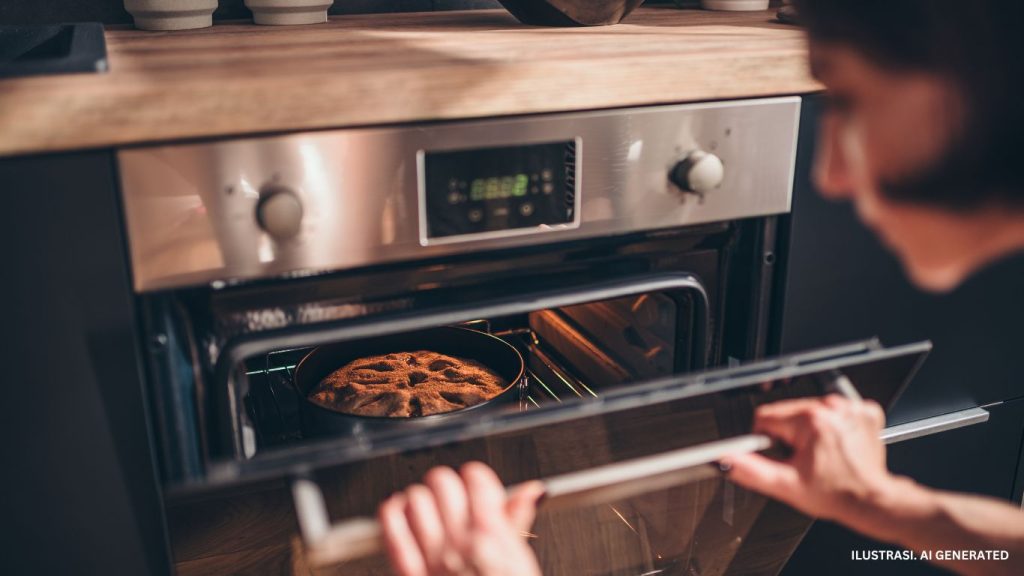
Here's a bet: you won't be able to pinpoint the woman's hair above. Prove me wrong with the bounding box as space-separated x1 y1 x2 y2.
792 0 1024 209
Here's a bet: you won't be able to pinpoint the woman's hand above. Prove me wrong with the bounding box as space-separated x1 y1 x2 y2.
724 395 896 523
379 462 544 576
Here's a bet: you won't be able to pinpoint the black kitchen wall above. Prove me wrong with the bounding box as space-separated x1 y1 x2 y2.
0 0 503 26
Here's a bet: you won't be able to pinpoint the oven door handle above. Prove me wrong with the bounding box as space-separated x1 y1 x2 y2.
881 406 990 444
290 433 773 567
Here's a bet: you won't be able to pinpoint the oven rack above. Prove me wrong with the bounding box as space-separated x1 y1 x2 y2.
243 324 601 451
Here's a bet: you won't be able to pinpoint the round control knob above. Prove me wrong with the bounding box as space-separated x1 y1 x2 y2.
669 151 725 196
256 186 304 241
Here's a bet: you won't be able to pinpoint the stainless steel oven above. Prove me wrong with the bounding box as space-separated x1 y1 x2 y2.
114 96 978 574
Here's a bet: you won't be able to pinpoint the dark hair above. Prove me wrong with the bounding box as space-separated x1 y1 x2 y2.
792 0 1024 210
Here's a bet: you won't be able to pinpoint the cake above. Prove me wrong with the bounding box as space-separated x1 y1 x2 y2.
308 350 508 417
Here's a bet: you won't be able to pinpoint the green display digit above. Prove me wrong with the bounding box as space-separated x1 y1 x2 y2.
467 173 548 201
470 179 485 201
514 174 528 197
500 177 515 198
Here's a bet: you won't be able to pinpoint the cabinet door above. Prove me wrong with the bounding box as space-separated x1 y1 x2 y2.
0 152 169 575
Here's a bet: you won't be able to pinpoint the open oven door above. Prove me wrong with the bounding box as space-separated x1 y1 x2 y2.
277 339 942 575
192 273 984 575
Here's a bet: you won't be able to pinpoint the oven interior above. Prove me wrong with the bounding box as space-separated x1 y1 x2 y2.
140 221 779 490
246 289 700 440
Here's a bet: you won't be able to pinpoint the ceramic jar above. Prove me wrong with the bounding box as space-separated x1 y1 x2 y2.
123 0 218 31
245 0 335 26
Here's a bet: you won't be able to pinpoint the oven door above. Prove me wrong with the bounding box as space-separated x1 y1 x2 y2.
281 342 930 575
192 274 936 575
286 338 929 569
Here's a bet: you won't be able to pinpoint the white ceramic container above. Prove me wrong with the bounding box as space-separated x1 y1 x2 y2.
123 0 218 31
245 0 335 25
701 0 771 11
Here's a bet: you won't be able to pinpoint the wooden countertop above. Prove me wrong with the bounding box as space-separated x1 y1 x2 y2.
0 7 820 158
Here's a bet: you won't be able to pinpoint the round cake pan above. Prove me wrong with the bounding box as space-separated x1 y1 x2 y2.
293 326 525 438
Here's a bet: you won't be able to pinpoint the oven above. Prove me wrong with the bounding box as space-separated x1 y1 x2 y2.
114 96 954 574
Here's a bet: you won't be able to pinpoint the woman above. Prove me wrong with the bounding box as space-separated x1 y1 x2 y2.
377 1 1024 574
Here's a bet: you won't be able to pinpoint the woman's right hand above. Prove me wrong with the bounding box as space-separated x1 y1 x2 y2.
379 462 544 576
723 394 896 524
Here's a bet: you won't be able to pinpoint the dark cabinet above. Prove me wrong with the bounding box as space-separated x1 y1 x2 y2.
0 152 170 576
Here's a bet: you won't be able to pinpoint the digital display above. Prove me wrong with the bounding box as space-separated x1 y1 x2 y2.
469 174 529 201
422 141 577 241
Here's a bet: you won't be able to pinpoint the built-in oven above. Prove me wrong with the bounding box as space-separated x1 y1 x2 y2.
115 96 978 574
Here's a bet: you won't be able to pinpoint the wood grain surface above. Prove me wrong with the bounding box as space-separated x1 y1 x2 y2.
0 7 819 158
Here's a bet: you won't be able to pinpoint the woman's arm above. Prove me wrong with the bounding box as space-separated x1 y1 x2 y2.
725 395 1024 575
847 475 1024 576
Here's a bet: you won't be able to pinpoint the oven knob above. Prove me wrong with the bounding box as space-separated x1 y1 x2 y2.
256 186 304 241
669 151 725 196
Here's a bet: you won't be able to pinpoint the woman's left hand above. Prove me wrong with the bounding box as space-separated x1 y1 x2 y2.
379 462 544 576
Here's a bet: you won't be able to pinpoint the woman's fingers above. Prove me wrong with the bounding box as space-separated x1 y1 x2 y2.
754 397 859 449
423 466 479 573
380 464 545 576
379 494 428 576
755 397 826 420
505 481 544 533
724 452 801 505
461 461 509 532
405 484 449 573
753 404 816 447
424 466 471 549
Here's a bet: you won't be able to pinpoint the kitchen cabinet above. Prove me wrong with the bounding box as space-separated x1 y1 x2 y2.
0 152 170 575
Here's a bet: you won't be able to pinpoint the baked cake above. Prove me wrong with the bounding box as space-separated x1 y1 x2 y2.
308 350 508 417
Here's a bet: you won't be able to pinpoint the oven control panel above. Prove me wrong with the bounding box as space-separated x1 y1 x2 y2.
421 140 579 244
118 96 800 292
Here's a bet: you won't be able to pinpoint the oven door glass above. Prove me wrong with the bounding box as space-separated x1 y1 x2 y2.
277 339 928 575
